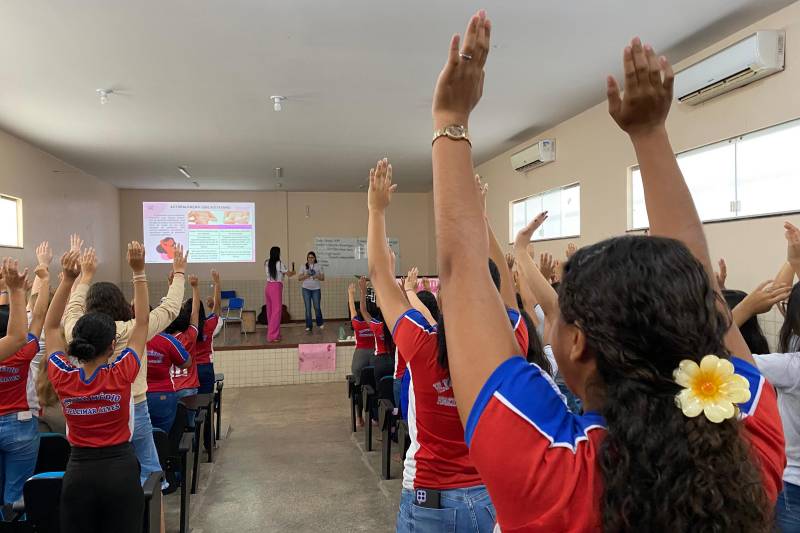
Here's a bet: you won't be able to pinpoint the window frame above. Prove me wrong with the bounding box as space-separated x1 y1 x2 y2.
0 194 23 249
627 116 800 232
508 182 581 244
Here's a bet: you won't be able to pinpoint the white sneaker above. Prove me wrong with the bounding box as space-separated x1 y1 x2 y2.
319 324 325 330
305 328 311 333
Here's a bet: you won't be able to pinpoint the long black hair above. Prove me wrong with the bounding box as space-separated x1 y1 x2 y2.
266 246 281 280
559 235 769 532
86 282 132 322
779 283 800 353
305 251 318 270
69 312 117 363
164 299 206 342
723 289 770 355
515 293 552 375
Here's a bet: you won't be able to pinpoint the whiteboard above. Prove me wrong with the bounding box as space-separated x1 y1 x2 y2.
314 237 400 277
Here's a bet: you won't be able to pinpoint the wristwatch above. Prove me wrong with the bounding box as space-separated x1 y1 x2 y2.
432 125 471 146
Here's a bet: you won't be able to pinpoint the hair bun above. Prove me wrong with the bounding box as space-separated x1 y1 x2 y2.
69 337 97 360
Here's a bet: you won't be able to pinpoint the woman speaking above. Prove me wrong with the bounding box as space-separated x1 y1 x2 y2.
298 251 325 332
265 246 295 342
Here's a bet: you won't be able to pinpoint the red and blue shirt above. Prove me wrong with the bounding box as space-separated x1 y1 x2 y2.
0 334 40 416
172 327 200 391
48 348 140 448
507 307 529 356
194 315 219 365
369 319 389 356
465 356 785 532
146 327 196 393
352 318 375 350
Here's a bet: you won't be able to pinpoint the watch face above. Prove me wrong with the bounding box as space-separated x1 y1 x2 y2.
445 125 465 137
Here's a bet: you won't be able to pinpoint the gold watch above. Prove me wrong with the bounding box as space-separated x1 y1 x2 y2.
432 125 471 146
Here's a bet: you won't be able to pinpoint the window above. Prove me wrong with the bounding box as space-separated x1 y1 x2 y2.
0 195 22 248
629 118 800 230
509 183 580 242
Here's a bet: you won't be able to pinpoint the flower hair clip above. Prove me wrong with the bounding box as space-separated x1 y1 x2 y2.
673 354 751 423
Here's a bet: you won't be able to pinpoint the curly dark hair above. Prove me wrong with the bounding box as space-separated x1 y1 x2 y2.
559 235 770 532
86 282 132 322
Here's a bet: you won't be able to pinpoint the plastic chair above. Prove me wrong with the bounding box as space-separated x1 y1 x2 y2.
359 366 376 451
377 376 398 479
214 373 225 442
34 433 70 474
22 472 63 532
222 297 245 342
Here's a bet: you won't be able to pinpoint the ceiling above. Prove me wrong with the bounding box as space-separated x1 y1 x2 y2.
0 0 794 192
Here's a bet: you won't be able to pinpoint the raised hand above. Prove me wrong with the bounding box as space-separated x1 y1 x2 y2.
80 247 97 280
514 211 548 251
36 241 53 267
743 280 792 316
172 243 188 274
422 278 431 291
476 175 489 214
405 267 419 292
432 9 491 128
358 276 368 294
368 158 396 213
715 258 728 290
60 251 81 280
348 283 356 297
69 233 84 253
606 38 675 137
565 243 577 259
505 252 515 270
539 253 556 282
211 269 220 285
785 222 800 268
1 259 28 291
188 274 199 287
127 241 145 273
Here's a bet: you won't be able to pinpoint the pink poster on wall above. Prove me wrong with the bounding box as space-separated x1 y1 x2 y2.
298 343 337 372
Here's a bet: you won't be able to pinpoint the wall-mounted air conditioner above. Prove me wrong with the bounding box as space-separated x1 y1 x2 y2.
511 139 555 172
674 30 785 106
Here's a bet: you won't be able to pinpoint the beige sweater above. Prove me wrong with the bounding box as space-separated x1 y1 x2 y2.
63 279 185 404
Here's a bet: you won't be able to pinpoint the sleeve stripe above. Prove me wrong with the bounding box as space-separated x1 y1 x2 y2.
493 391 606 452
26 333 39 345
49 353 78 373
507 308 522 330
114 348 142 369
732 356 766 417
392 309 435 337
159 333 190 362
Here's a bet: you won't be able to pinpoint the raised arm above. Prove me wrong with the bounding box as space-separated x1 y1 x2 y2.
127 242 150 357
480 178 517 311
514 213 559 319
28 261 51 339
784 222 800 280
347 283 359 319
28 241 53 312
0 259 30 360
63 242 91 344
432 11 518 424
403 267 437 325
358 277 372 322
0 274 7 306
147 244 187 337
211 269 222 315
188 275 200 328
44 252 81 357
606 38 751 361
367 158 411 331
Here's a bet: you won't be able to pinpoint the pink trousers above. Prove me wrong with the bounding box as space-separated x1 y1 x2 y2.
265 281 283 341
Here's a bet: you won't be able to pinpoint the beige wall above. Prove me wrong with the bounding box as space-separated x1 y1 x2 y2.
0 129 120 281
118 189 436 280
477 1 800 295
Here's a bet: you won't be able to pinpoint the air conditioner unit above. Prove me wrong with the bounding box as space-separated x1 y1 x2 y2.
675 30 785 105
511 139 555 172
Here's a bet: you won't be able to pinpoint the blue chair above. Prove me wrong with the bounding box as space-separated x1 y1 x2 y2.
219 290 237 314
222 297 245 342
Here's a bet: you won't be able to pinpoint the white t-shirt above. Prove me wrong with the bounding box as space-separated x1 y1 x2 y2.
266 260 288 283
753 346 800 486
533 304 545 341
300 264 324 291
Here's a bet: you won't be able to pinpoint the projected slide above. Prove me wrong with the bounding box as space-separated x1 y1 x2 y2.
143 202 255 263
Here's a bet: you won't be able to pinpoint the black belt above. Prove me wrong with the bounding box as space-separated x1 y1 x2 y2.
412 488 442 509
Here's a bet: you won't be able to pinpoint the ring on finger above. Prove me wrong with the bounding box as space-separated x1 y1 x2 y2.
459 52 473 61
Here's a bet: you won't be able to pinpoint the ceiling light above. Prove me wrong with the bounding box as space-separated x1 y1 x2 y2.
96 88 114 104
274 167 283 179
178 166 192 180
270 96 286 112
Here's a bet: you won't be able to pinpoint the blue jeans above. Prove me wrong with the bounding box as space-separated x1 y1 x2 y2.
132 400 164 487
0 413 40 505
397 486 496 533
176 388 199 428
147 391 178 433
777 481 800 532
197 363 216 394
302 288 324 329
